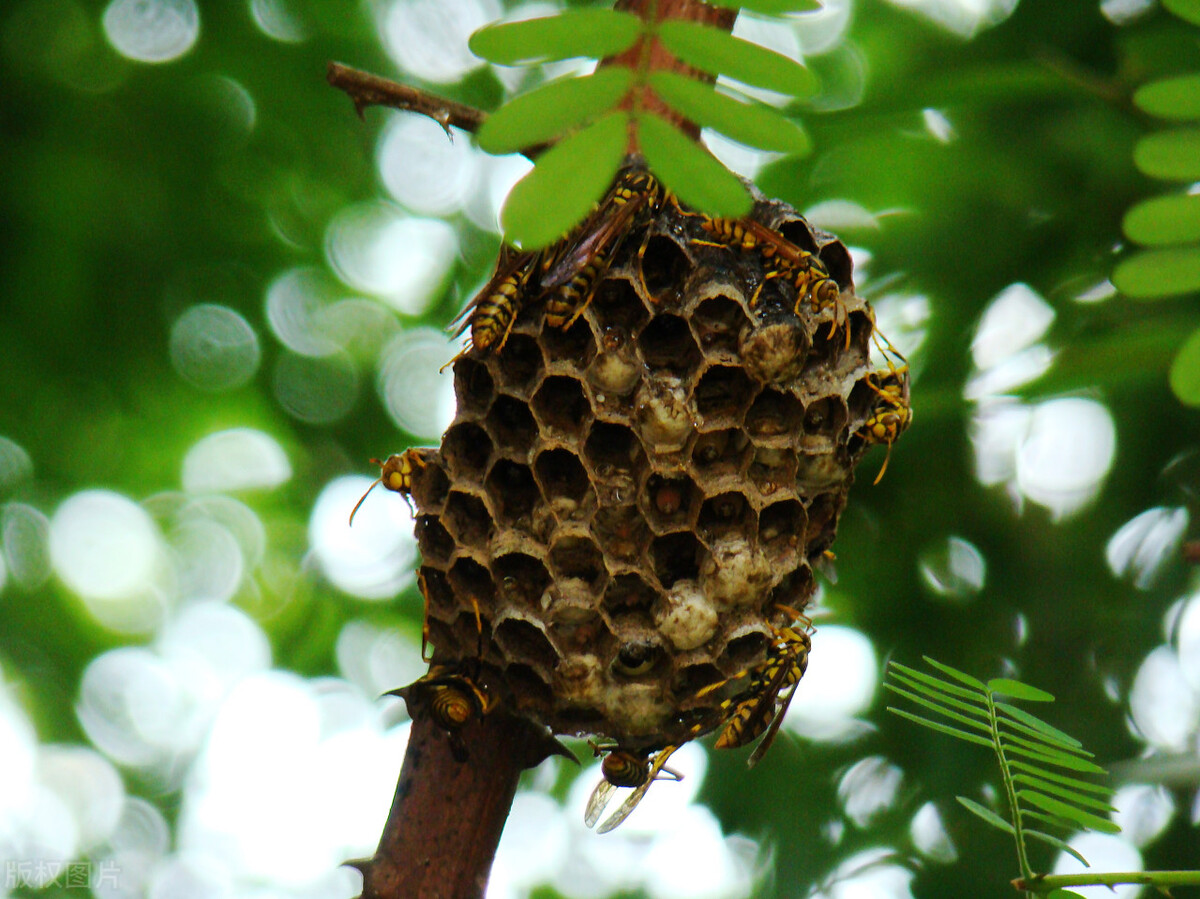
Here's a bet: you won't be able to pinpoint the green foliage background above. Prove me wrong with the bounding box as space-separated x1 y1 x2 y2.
2 0 1199 896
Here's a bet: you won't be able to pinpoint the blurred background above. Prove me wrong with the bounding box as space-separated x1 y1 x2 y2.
1 0 1198 896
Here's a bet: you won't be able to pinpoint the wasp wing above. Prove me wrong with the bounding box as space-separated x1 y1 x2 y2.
746 679 800 769
595 746 680 834
447 248 540 338
540 186 650 291
584 779 617 829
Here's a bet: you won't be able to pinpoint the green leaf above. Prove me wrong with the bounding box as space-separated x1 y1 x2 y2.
1012 775 1115 813
1047 891 1089 899
1026 830 1090 867
923 657 987 692
1164 0 1200 25
884 683 991 734
634 111 752 217
1000 731 1094 761
1134 129 1200 180
1003 744 1107 774
1019 791 1122 834
476 69 633 155
1170 324 1200 406
648 71 810 154
1114 247 1200 299
469 10 642 65
656 20 816 98
987 678 1054 702
1022 809 1082 833
500 111 628 249
888 673 989 719
698 0 823 17
1123 193 1200 246
995 702 1082 749
887 708 994 748
1008 762 1114 795
889 661 987 702
956 797 1015 835
1134 74 1200 121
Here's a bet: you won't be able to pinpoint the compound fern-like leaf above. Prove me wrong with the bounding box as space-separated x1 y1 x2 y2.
469 10 641 65
657 20 817 97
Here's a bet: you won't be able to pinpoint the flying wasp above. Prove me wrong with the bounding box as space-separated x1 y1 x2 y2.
349 448 431 525
859 361 912 485
541 167 665 327
584 743 682 834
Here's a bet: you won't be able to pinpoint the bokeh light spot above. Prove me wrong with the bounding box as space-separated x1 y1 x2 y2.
50 490 159 602
381 0 500 84
1051 833 1142 899
273 350 360 425
0 435 34 494
336 620 426 699
1112 784 1175 848
785 625 877 742
169 303 261 392
1106 506 1188 591
378 113 480 217
182 429 291 494
102 0 199 63
377 328 457 439
883 0 1018 37
248 0 306 42
918 535 986 601
837 756 903 828
1016 398 1115 519
971 283 1054 371
2 502 52 590
37 745 124 852
1129 645 1198 751
910 801 957 863
264 267 340 358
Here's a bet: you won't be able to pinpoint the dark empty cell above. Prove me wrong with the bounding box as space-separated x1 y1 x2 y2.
805 492 843 554
846 310 873 351
484 459 540 528
760 500 806 546
692 295 749 356
592 504 649 562
534 449 590 503
777 218 820 255
674 663 726 700
650 531 702 588
640 234 691 300
692 365 756 424
448 556 496 606
803 396 846 438
540 313 596 362
503 663 554 710
748 446 798 494
638 314 700 373
443 490 493 545
643 474 696 532
602 573 658 618
592 278 649 332
746 389 803 438
493 553 551 607
555 705 605 729
531 376 591 438
550 535 606 586
418 566 455 611
698 492 753 542
770 565 814 614
815 241 853 289
690 428 747 475
442 422 492 480
494 617 559 671
721 630 770 673
802 330 836 372
612 640 663 679
494 333 544 394
415 516 454 564
453 357 494 417
584 421 640 473
410 460 450 509
485 394 538 454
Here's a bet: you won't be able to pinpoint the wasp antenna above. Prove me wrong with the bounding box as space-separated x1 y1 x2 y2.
349 477 383 526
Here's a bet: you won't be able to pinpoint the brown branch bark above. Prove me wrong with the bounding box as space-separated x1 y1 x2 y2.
327 62 488 136
355 707 569 899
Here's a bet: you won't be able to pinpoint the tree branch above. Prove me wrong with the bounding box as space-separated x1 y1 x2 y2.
327 62 488 137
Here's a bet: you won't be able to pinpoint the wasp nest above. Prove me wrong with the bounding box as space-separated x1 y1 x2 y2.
402 170 908 752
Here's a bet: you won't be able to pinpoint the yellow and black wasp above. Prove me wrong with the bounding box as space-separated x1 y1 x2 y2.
349 448 432 525
540 167 665 329
584 742 682 833
859 353 912 485
446 245 544 365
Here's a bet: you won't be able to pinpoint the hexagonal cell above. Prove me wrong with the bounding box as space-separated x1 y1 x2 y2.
692 294 751 358
504 662 554 713
541 314 596 365
739 320 810 387
674 663 726 701
492 332 544 396
485 394 538 456
422 615 457 661
748 445 798 495
759 499 805 561
453 356 494 418
549 533 607 591
803 395 849 441
415 515 454 565
451 608 490 655
769 564 815 615
775 217 821 256
587 331 640 401
493 552 551 609
447 555 496 606
805 492 844 557
531 375 591 441
692 364 757 427
642 473 698 533
719 628 771 675
690 428 751 478
602 572 658 622
547 598 612 654
698 491 756 544
494 616 559 671
443 490 494 546
611 639 666 680
442 422 492 481
650 531 703 588
410 458 450 510
484 459 541 530
418 565 455 613
589 277 649 333
592 504 650 563
795 450 848 491
635 375 692 453
746 388 804 440
637 314 701 374
584 421 644 475
640 234 691 303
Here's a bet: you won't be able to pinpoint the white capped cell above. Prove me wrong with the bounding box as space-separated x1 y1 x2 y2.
1129 645 1198 752
309 475 418 600
182 428 291 494
380 0 501 84
50 491 160 602
378 113 481 217
1016 398 1116 520
2 502 52 591
272 349 360 425
837 756 903 828
1106 507 1188 591
169 304 261 392
103 0 199 63
971 283 1055 371
377 328 458 440
784 625 877 742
